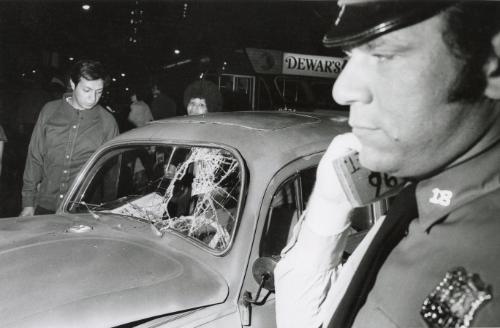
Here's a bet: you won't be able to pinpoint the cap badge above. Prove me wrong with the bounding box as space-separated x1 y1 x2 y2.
429 188 452 207
421 267 492 328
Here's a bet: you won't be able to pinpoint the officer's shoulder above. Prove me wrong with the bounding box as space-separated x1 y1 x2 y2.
449 188 500 227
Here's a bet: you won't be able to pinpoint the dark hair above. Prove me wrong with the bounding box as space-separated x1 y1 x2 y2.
183 80 223 112
441 2 500 102
69 59 110 87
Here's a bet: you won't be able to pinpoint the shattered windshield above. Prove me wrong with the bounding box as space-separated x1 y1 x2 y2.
66 144 242 251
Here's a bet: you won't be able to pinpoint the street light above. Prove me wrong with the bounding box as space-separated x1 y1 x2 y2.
82 4 90 11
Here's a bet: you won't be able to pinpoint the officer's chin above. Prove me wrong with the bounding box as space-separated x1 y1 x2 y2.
359 149 401 177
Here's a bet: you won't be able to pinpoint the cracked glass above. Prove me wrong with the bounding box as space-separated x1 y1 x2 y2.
67 144 242 251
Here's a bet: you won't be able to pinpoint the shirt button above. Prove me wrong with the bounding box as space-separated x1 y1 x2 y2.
59 194 64 199
72 125 77 129
66 155 70 159
63 170 68 174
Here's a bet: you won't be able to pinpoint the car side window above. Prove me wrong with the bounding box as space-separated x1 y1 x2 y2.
260 166 377 258
260 166 316 258
261 175 300 258
300 166 316 208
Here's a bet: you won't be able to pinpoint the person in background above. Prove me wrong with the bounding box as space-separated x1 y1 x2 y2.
47 76 67 100
150 83 177 119
0 124 6 177
275 1 500 327
20 59 119 216
127 87 153 128
183 79 223 115
186 97 209 116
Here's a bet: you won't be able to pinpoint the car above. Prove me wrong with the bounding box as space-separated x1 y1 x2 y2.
0 111 386 327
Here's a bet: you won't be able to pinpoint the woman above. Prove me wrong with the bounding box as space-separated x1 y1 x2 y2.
183 79 223 115
186 97 209 116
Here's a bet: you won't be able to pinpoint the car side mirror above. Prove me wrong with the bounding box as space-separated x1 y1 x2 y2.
243 256 278 306
252 256 278 292
239 256 279 326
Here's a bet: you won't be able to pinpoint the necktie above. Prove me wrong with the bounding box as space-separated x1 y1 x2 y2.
327 183 418 328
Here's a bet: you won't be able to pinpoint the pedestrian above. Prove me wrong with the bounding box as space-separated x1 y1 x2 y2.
20 59 119 216
275 1 500 327
150 83 177 119
127 87 153 127
184 79 223 115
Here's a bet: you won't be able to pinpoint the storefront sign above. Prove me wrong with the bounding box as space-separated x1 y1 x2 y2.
283 52 346 78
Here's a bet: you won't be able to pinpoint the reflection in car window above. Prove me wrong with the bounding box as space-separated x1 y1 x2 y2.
67 144 242 251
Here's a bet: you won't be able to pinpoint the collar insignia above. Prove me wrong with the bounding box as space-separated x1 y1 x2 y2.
429 188 453 207
421 267 492 328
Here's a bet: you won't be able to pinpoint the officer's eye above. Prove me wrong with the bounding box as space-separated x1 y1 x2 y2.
372 53 394 61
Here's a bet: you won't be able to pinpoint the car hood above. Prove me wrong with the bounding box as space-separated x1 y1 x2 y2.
0 214 228 328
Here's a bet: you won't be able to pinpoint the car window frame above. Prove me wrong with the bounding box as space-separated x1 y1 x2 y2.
237 151 325 325
60 140 249 256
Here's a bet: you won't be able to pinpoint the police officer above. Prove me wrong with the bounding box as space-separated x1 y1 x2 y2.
275 1 500 327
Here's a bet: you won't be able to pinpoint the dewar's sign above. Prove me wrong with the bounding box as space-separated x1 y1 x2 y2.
283 52 346 78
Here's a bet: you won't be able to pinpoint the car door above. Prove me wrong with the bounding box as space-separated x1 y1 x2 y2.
238 153 388 327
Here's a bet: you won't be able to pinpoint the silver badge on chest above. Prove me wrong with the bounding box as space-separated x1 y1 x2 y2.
420 267 492 328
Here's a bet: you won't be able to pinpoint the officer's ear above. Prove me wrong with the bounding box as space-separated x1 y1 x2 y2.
484 31 500 99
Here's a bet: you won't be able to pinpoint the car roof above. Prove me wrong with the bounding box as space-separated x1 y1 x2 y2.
102 111 350 198
109 111 350 164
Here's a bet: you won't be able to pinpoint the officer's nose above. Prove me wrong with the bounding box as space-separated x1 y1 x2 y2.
332 57 373 106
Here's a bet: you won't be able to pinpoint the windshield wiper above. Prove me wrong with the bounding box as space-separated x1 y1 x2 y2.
67 201 102 219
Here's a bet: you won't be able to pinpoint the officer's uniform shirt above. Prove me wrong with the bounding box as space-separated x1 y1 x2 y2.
275 101 500 328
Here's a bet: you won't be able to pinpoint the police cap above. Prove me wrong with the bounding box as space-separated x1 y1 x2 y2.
323 0 457 48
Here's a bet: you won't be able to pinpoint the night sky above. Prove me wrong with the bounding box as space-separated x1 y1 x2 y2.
1 1 341 83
